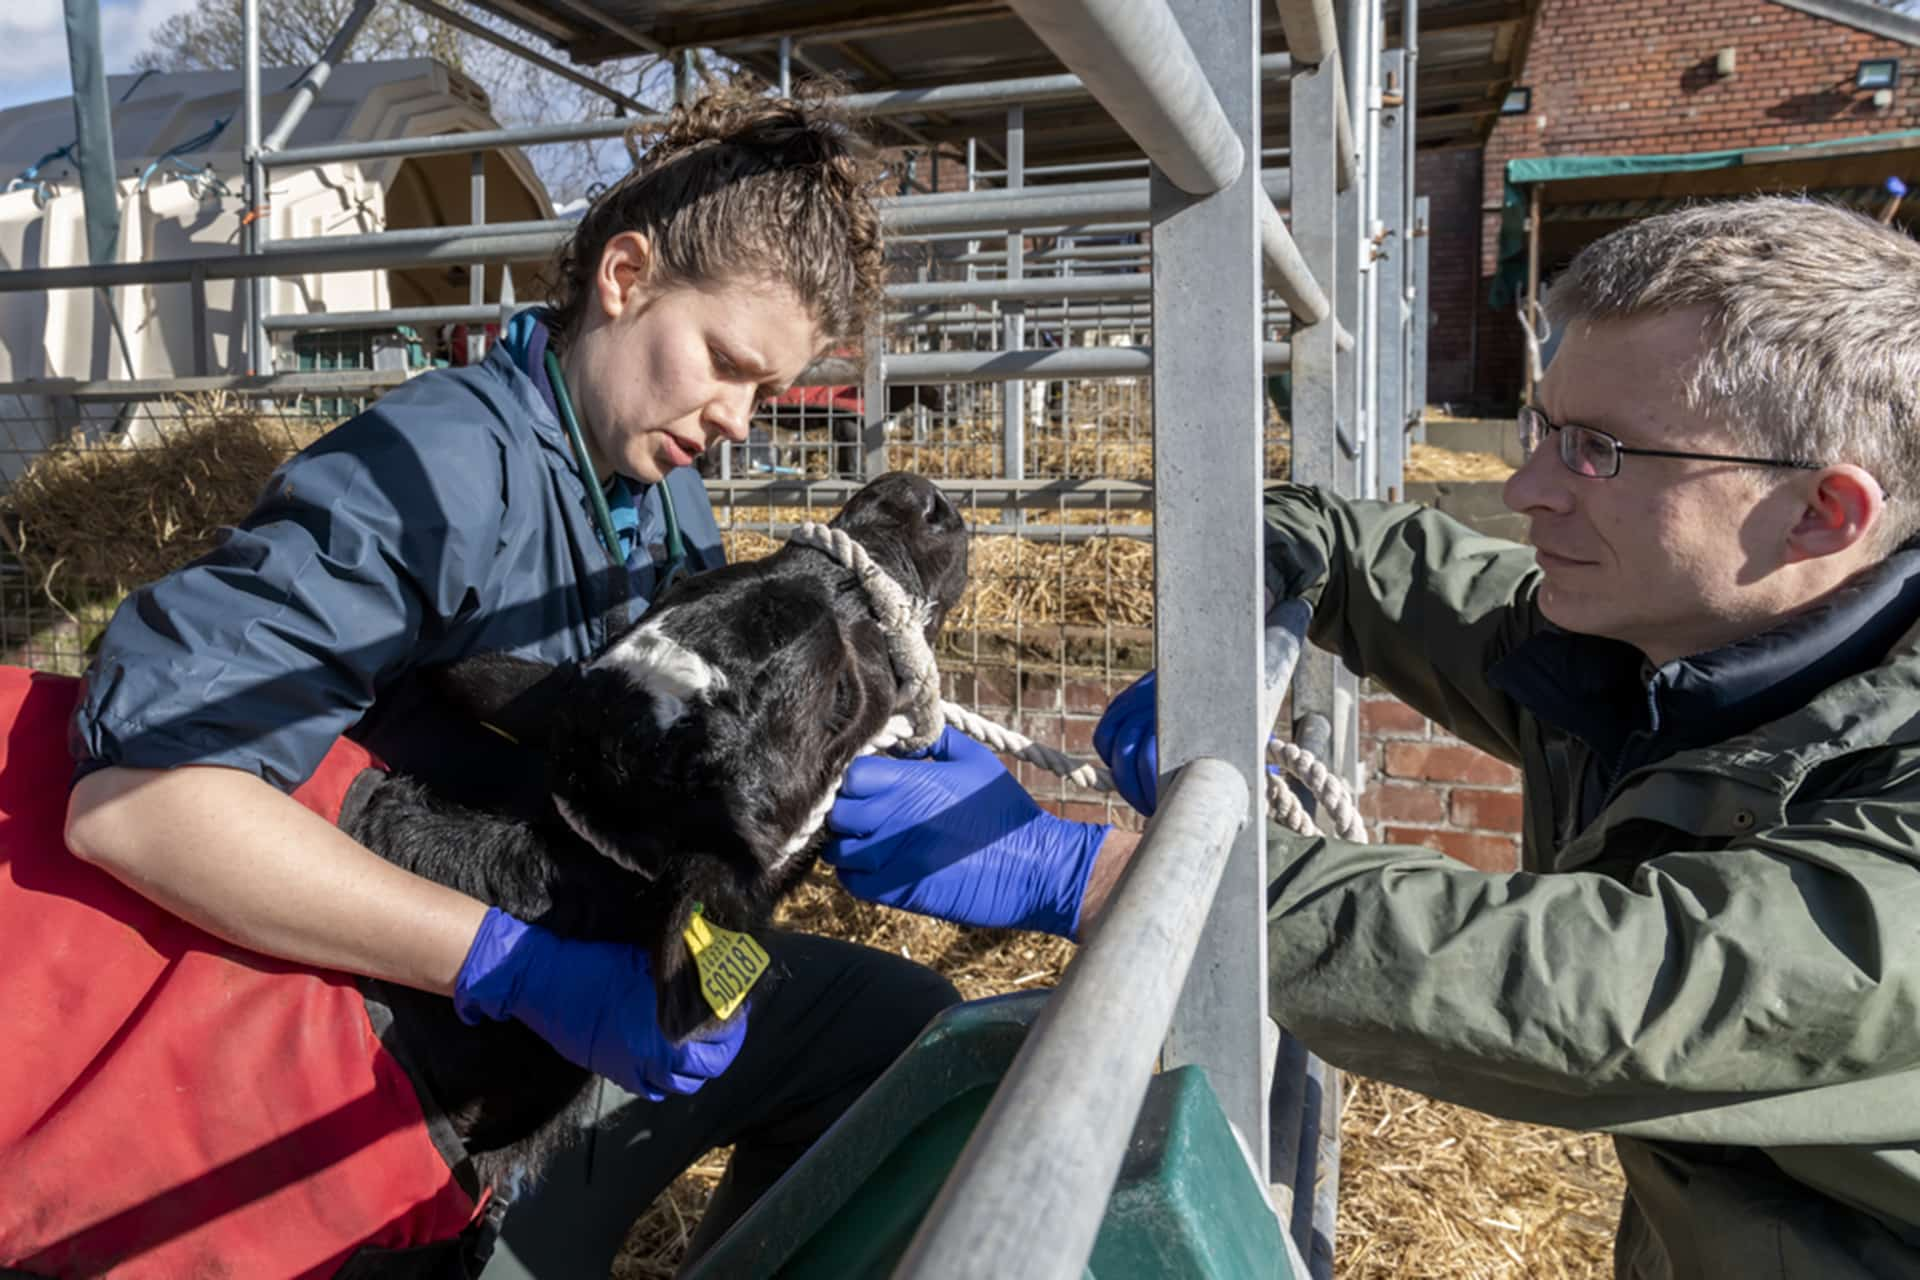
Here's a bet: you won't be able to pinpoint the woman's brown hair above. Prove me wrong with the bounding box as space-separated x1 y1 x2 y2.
544 85 884 350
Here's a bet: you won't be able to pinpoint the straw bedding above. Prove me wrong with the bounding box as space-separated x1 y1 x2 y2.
0 401 1620 1278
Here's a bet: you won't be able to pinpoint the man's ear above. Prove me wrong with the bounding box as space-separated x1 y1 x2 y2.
1785 465 1885 563
595 231 653 321
427 654 578 747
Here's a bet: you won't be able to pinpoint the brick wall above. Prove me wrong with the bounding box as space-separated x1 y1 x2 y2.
945 665 1134 828
1358 692 1523 872
1448 0 1920 404
947 663 1527 872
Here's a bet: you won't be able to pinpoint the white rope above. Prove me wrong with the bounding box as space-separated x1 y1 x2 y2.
788 523 943 752
785 523 1369 845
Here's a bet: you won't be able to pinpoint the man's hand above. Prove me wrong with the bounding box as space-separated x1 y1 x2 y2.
455 907 746 1100
1093 670 1160 816
821 727 1110 938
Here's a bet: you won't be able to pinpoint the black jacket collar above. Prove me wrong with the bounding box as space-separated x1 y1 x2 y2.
1489 548 1920 777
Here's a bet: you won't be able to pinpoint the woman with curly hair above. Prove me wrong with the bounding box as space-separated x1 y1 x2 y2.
62 87 957 1275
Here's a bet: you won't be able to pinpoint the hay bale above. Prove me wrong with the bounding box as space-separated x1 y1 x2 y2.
722 513 1159 660
1405 442 1515 483
0 397 329 607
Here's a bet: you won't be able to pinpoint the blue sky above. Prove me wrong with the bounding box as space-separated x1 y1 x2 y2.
0 0 201 113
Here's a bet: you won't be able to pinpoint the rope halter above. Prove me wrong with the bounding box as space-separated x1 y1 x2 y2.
780 521 1369 853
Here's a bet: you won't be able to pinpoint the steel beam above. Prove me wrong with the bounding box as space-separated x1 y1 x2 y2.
796 343 1290 385
0 369 408 400
1151 0 1272 1176
703 477 1157 510
394 0 649 114
1376 48 1409 500
888 274 1151 304
1411 195 1431 443
242 0 263 373
1007 0 1245 195
545 0 667 57
261 0 378 153
893 760 1252 1280
1001 105 1026 499
61 0 120 269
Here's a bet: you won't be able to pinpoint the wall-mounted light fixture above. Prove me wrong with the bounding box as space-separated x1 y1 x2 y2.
1501 86 1532 115
1858 58 1900 91
1715 46 1737 77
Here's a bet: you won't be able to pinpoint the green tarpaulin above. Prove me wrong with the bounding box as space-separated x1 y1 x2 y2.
1490 128 1920 308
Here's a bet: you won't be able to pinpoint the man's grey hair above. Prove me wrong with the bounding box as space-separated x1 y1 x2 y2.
1546 196 1920 552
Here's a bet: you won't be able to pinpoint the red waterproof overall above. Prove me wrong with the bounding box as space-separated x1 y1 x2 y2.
0 667 479 1278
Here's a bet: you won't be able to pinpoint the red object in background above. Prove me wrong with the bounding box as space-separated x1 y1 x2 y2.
766 382 863 414
446 322 503 366
766 343 862 415
0 669 479 1278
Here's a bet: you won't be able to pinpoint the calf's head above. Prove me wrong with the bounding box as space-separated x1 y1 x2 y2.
444 472 967 1039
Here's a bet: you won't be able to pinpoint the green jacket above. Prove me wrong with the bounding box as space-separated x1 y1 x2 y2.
1260 486 1920 1279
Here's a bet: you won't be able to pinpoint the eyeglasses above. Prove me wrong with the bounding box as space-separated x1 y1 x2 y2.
1517 405 1826 480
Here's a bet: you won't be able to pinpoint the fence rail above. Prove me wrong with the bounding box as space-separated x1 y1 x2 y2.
1 1 1423 1272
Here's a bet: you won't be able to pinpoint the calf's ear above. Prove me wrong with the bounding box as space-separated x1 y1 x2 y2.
650 893 772 1044
427 653 578 746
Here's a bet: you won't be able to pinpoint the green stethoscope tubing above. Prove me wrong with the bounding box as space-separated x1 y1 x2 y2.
544 348 687 579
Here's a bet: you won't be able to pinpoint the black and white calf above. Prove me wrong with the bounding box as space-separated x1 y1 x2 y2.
345 470 968 1185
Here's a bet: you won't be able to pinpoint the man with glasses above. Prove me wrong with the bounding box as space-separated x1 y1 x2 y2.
815 196 1920 1278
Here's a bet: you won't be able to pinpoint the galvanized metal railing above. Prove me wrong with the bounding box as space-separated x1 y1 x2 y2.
13 3 1424 1273
892 756 1258 1279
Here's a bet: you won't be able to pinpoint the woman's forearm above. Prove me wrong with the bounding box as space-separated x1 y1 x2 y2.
65 764 489 995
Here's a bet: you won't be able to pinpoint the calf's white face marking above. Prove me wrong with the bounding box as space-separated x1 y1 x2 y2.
590 620 727 730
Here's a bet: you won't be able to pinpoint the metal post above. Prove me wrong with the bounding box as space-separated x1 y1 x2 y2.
1358 0 1383 497
260 0 377 153
1285 0 1343 889
1525 182 1542 406
1402 0 1420 451
190 262 210 376
1280 13 1343 1246
1336 0 1364 504
468 152 486 365
62 0 120 271
675 48 693 104
1376 49 1408 501
861 312 888 478
777 36 792 96
1152 0 1271 1172
242 0 264 374
393 0 648 114
1411 195 1430 444
1001 106 1026 519
1006 0 1244 195
892 760 1254 1280
1335 3 1364 506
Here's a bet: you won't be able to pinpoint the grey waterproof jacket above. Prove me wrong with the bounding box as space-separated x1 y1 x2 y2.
1259 486 1920 1279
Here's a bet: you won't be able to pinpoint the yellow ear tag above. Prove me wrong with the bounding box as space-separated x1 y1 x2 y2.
683 904 769 1021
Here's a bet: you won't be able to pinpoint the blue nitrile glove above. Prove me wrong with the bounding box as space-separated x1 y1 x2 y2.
1094 670 1160 816
822 726 1109 938
454 907 745 1101
1095 670 1289 819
